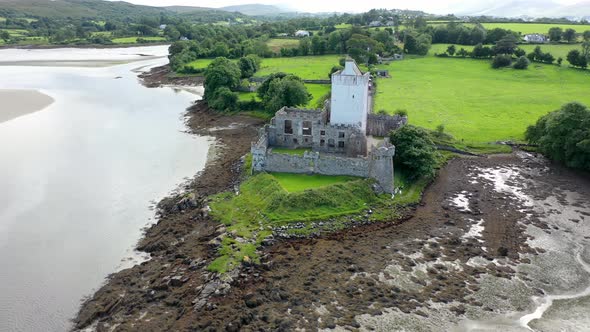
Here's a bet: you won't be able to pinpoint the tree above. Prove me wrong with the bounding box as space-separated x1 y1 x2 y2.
213 42 229 57
567 49 588 69
563 28 576 43
446 44 456 56
513 56 530 70
403 30 431 56
208 87 238 112
584 30 590 41
299 37 311 56
311 35 326 55
238 56 257 78
457 48 468 58
492 54 512 68
471 43 491 58
262 75 311 113
525 102 590 171
204 57 241 101
389 125 440 180
494 34 518 55
548 27 562 42
0 30 10 42
257 72 287 100
557 57 563 66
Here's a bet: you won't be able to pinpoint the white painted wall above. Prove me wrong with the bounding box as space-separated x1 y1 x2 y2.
330 61 370 132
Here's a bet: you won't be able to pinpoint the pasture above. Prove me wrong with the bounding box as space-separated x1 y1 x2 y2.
426 22 590 35
111 36 166 44
266 38 299 52
374 57 590 143
429 43 581 60
270 173 358 192
255 55 341 79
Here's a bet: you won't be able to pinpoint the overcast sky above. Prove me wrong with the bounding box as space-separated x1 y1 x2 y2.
112 0 582 14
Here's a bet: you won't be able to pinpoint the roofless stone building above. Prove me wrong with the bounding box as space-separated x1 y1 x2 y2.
251 59 407 194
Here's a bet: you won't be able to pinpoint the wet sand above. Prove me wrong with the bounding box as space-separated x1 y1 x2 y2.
0 89 54 124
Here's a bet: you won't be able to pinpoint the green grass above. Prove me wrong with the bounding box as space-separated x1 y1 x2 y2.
255 55 341 80
184 58 216 69
430 43 581 60
335 23 352 29
481 23 590 35
266 38 299 52
305 83 330 107
271 173 358 192
374 56 590 143
112 36 166 44
270 147 310 156
237 91 259 101
208 173 380 273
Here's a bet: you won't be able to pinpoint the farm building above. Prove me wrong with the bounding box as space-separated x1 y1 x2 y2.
524 34 548 43
295 30 310 37
251 59 407 194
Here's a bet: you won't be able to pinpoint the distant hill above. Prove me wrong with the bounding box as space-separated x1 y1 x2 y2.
0 0 246 22
219 4 290 16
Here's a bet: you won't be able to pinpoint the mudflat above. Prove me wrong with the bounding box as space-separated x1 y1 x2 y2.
0 89 54 124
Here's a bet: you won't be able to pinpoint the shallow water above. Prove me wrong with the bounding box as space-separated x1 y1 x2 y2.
0 48 211 332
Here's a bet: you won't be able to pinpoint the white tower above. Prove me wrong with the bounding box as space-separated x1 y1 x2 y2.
330 59 371 133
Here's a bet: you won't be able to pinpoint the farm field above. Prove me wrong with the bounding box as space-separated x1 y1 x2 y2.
255 55 341 79
426 22 590 35
374 57 590 143
266 38 299 52
429 43 581 60
111 36 166 44
270 173 358 192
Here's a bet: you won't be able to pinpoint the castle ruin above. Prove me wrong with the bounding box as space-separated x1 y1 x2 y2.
251 59 407 194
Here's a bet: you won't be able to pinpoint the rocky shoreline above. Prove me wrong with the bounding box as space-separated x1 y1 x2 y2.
74 65 590 331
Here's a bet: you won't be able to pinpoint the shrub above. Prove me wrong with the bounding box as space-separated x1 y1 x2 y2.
513 56 530 70
208 87 238 112
525 102 590 171
394 109 408 117
390 125 440 180
492 54 512 69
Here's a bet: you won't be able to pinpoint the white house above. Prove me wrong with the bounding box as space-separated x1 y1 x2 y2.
523 34 547 43
330 59 371 133
295 30 310 37
369 21 383 27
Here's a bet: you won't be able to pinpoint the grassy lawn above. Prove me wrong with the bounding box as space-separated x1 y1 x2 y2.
271 173 358 192
335 23 352 29
266 38 299 52
112 36 166 44
255 55 341 80
305 83 330 107
430 43 581 60
237 91 259 101
208 173 378 272
184 58 216 69
374 56 590 143
270 147 310 156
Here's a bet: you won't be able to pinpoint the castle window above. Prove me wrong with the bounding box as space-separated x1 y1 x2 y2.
352 94 355 99
293 138 298 144
320 139 325 146
339 131 345 138
320 130 326 136
284 120 293 134
304 137 309 143
302 121 312 136
338 141 345 148
328 139 335 148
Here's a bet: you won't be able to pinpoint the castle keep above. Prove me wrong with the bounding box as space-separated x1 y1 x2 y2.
251 59 407 194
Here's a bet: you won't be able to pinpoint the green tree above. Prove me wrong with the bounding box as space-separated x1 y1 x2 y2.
563 28 576 43
204 57 241 101
389 125 440 180
208 87 238 112
262 75 311 113
311 35 326 55
446 44 456 56
494 34 518 55
299 37 311 56
525 102 590 170
492 54 512 68
567 49 588 68
513 56 530 70
548 27 563 42
0 30 10 42
238 56 256 78
584 30 590 41
457 48 468 57
213 42 229 57
257 72 287 100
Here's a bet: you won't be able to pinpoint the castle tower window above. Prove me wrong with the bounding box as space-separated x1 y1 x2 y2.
328 139 335 148
320 130 326 136
284 120 293 134
302 121 312 136
339 131 345 138
338 141 345 148
320 139 325 146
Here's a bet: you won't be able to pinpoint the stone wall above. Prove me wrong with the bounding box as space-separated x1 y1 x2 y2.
367 114 408 137
262 151 370 178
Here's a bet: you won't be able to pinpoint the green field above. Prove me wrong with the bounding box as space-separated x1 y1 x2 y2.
266 38 299 52
271 173 358 192
184 58 215 69
374 57 590 143
430 43 581 60
305 83 330 107
255 55 341 79
112 36 166 44
481 23 590 35
335 23 352 29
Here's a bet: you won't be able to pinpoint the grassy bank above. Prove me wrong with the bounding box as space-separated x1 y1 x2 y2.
255 55 341 79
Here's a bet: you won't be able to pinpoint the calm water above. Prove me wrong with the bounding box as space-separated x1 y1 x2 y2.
0 48 211 331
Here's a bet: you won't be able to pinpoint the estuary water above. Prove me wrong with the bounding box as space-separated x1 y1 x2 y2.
0 47 211 331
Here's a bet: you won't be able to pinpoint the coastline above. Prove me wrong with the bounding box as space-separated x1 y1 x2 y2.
74 65 590 331
0 89 54 124
0 42 170 51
